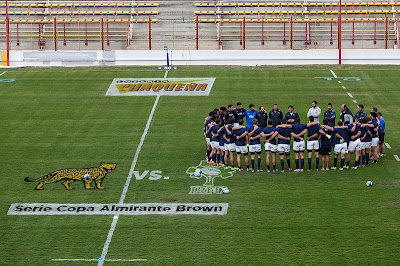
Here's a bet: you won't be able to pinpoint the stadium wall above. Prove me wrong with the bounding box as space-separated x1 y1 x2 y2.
6 49 400 66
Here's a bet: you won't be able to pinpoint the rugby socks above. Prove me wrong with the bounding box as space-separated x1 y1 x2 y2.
340 159 345 168
366 153 370 164
308 158 312 170
362 155 366 165
207 150 211 161
213 154 217 163
295 159 299 169
273 165 276 171
333 157 338 167
346 161 350 167
267 165 271 171
251 160 255 170
216 154 220 164
280 159 285 171
316 158 320 169
286 159 291 169
257 158 261 170
301 159 304 169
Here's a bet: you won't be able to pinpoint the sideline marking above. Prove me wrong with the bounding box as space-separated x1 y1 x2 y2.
330 69 337 78
394 155 400 162
385 143 391 149
347 92 354 98
164 70 169 78
0 71 6 76
52 259 147 262
99 71 168 265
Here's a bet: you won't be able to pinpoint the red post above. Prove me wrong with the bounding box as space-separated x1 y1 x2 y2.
5 0 10 66
101 18 104 50
218 22 221 49
38 24 41 46
290 15 293 49
196 16 199 50
63 22 66 46
106 21 110 46
374 21 376 45
338 0 342 64
16 23 20 46
396 21 399 47
148 15 152 50
330 22 333 45
352 21 355 45
242 16 246 50
126 22 130 49
85 22 88 46
54 17 57 51
283 22 286 45
385 15 388 49
261 20 264 45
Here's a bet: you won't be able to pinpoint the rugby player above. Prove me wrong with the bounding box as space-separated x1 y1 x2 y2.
345 119 362 169
248 119 263 172
209 118 221 165
378 112 386 158
233 102 246 127
262 120 278 173
306 116 321 171
276 119 292 173
232 119 249 172
223 118 237 170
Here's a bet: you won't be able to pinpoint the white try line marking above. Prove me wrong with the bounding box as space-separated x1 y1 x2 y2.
0 71 6 76
338 81 342 83
394 155 400 162
330 69 338 78
347 92 354 98
98 71 168 265
53 259 147 262
353 100 358 103
342 86 346 89
385 143 391 149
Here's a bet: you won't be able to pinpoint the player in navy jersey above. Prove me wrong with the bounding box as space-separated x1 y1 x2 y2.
248 119 263 172
204 111 217 163
262 120 278 172
345 120 362 169
306 116 321 171
209 118 221 166
232 119 249 172
276 119 292 173
223 118 238 170
218 123 227 167
278 118 319 172
227 105 234 121
218 106 228 126
318 119 333 171
360 117 373 166
369 112 380 163
233 102 246 127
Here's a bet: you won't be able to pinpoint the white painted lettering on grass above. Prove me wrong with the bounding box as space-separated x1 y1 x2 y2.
385 143 391 149
330 69 338 78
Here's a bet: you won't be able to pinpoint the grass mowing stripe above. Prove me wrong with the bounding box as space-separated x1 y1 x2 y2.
99 95 161 265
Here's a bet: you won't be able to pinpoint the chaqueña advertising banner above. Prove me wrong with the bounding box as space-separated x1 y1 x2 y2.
105 78 216 96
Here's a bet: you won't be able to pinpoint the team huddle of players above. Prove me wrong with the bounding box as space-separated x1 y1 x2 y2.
204 102 386 173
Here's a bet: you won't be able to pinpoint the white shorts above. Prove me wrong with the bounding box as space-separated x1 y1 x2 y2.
371 137 379 147
362 142 372 149
293 141 305 152
277 144 290 153
234 123 239 127
348 139 362 152
225 143 235 152
235 145 248 154
334 143 348 154
264 143 277 153
211 141 220 149
307 140 319 150
249 144 262 153
205 137 211 146
219 144 225 151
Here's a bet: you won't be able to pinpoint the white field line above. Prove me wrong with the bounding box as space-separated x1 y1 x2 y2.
347 92 354 98
353 100 358 103
342 86 346 89
330 69 338 78
385 143 391 149
98 71 167 265
164 70 169 78
338 81 342 83
394 155 400 162
0 71 6 76
53 259 147 262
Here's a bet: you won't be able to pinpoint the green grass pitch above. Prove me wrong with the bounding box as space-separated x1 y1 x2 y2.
0 65 399 265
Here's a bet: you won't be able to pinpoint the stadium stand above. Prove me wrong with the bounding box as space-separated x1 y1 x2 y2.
0 1 399 50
